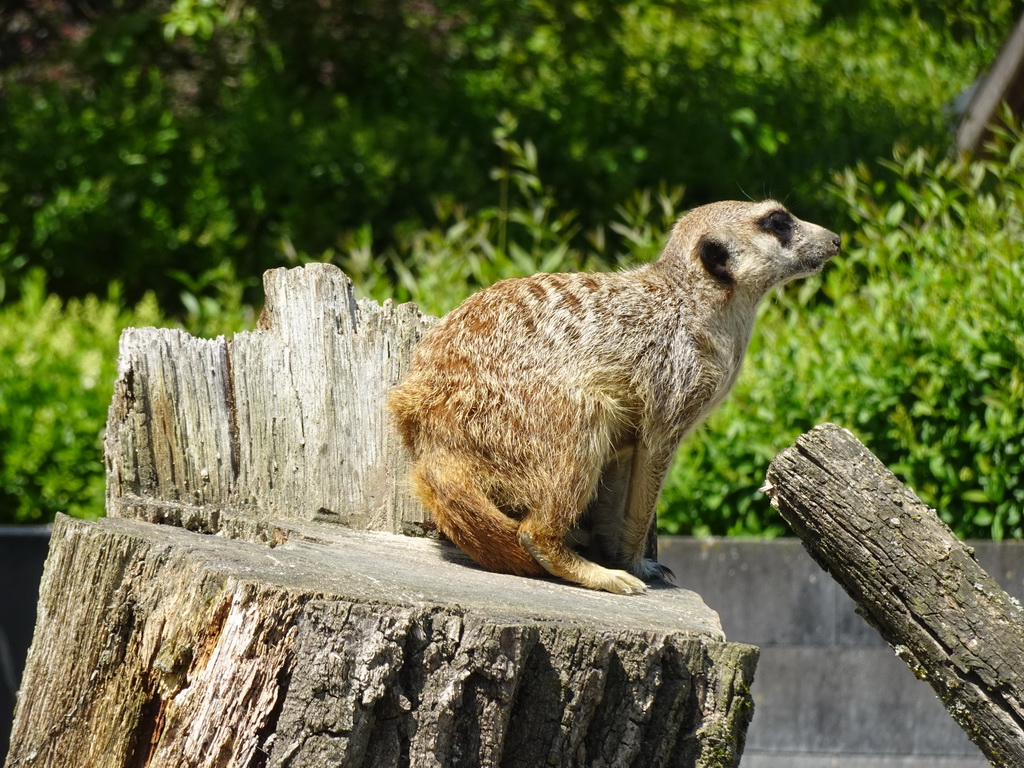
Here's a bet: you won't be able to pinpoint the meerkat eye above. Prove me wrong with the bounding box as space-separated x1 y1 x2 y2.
759 210 795 245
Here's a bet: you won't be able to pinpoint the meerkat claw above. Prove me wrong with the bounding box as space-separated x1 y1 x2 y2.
649 561 675 582
631 558 675 583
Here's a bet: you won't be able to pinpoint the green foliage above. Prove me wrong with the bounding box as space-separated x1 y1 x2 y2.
0 272 163 522
333 114 682 315
0 263 254 524
660 124 1024 539
0 0 1018 302
170 259 259 338
1 1 1021 537
2 125 1022 537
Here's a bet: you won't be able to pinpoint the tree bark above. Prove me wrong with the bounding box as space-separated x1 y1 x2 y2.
7 264 759 768
7 514 757 768
764 423 1024 767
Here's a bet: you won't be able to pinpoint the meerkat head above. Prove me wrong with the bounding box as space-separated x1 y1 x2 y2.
663 200 841 298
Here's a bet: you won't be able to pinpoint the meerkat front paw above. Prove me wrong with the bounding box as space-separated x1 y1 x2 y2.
630 558 675 583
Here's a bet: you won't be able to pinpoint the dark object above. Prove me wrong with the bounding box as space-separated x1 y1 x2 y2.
0 527 49 762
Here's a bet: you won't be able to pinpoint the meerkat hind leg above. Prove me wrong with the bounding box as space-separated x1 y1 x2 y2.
518 520 648 595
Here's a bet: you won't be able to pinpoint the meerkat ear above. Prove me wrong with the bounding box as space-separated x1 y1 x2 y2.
698 237 733 285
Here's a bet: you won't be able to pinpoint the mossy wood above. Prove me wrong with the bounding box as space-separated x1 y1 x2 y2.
6 263 758 768
765 423 1024 767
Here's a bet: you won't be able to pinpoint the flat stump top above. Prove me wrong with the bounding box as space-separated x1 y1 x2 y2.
92 515 726 640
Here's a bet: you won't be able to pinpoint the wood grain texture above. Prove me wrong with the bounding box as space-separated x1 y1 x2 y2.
765 423 1024 767
104 263 437 534
7 515 758 768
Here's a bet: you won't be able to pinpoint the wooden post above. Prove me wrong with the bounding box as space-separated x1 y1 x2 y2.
6 264 758 768
764 423 1024 766
956 13 1024 155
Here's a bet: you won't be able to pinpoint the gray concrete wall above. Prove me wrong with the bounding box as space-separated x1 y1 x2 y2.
659 537 1021 768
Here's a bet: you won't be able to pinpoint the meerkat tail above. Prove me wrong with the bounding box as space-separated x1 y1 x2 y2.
411 456 546 577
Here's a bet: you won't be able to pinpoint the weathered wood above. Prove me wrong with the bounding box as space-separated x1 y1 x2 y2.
104 263 437 534
764 423 1024 767
7 514 757 768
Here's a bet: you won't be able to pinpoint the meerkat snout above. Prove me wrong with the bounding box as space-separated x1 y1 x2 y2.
758 208 841 281
389 199 838 595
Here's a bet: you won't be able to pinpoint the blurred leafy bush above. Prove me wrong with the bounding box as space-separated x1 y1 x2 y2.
334 113 682 315
0 272 162 522
661 123 1024 539
2 126 1022 536
1 0 1021 536
0 0 1018 303
0 266 253 524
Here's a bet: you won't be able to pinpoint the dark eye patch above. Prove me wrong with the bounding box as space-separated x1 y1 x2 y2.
698 237 732 285
759 210 795 245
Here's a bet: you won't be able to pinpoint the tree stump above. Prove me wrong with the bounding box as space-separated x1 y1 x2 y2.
764 423 1024 766
6 264 758 768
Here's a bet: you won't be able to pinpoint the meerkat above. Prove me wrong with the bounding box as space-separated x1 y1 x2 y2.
388 200 840 594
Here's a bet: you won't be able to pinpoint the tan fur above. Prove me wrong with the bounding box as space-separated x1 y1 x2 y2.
389 200 840 594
